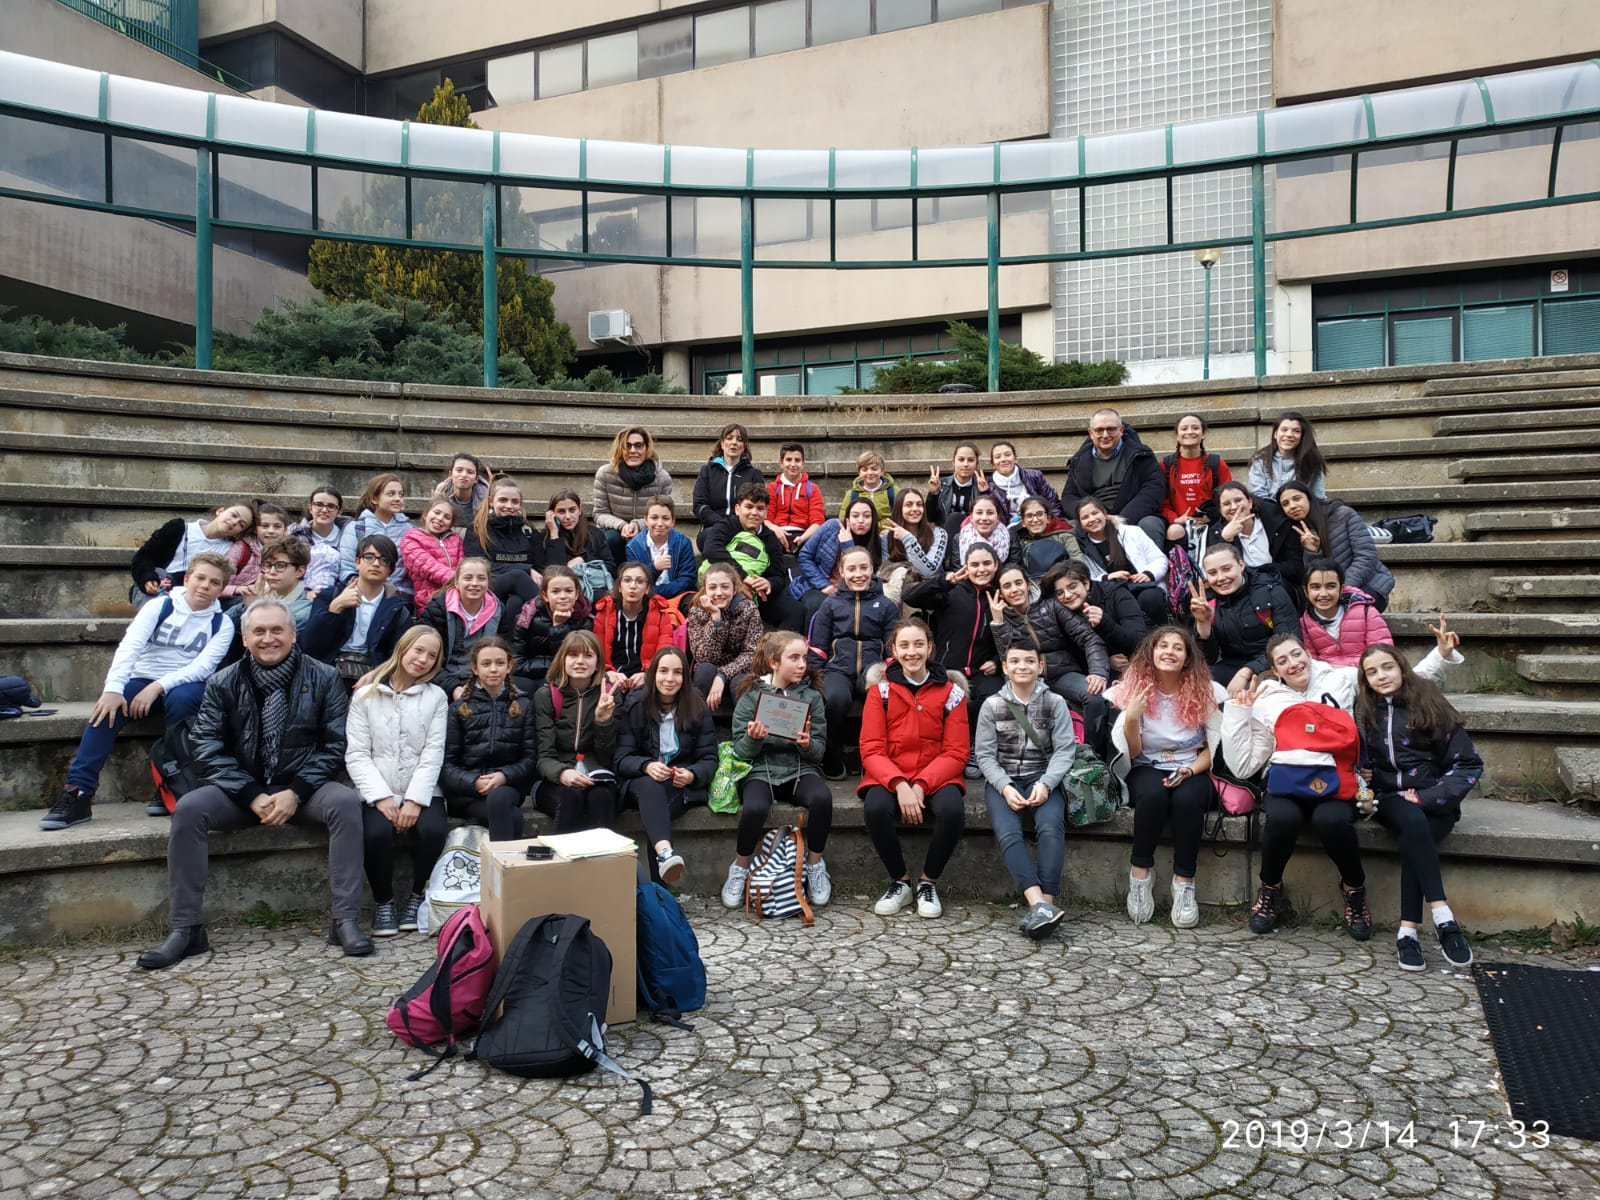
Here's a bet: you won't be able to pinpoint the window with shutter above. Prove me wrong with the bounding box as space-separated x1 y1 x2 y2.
1543 297 1600 356
1462 305 1534 361
1391 315 1454 366
1315 317 1385 370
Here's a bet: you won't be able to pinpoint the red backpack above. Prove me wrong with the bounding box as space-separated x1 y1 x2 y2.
1266 694 1361 800
386 906 498 1078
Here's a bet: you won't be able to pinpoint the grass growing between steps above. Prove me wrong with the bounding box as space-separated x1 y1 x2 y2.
1480 913 1600 960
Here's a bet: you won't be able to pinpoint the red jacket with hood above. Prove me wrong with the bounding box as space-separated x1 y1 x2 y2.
857 663 970 796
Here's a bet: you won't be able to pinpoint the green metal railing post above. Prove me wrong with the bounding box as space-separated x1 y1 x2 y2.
194 145 212 370
1202 265 1214 380
482 180 498 388
1251 163 1267 378
986 190 1000 392
741 192 755 397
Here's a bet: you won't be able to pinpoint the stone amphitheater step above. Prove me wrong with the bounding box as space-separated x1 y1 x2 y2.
1434 405 1600 435
1517 654 1600 685
1378 541 1597 609
0 616 132 699
1465 508 1600 536
1449 452 1600 481
5 793 1594 942
1421 365 1600 395
1556 747 1600 807
1490 574 1600 602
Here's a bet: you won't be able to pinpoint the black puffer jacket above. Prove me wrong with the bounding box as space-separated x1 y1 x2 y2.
994 600 1109 681
1058 423 1165 524
691 453 765 528
808 581 900 678
1361 699 1484 815
514 593 594 680
534 681 617 780
464 514 540 577
903 576 999 674
190 650 347 807
1198 567 1299 674
614 692 719 791
1083 581 1150 658
1201 505 1305 593
439 682 539 796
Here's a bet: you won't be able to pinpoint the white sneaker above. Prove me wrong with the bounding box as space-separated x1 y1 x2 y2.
803 859 832 906
915 881 942 919
874 880 913 915
1170 880 1200 928
720 862 750 909
1126 872 1155 925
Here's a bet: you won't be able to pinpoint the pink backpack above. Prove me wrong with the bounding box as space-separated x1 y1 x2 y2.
386 905 497 1078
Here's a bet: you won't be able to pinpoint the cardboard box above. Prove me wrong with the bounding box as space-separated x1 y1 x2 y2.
479 838 638 1024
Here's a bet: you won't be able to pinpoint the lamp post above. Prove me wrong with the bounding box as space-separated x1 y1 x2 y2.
1195 247 1222 380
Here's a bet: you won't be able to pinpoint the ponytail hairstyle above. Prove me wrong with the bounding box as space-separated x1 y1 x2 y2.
738 630 821 697
474 476 526 554
1114 626 1216 728
357 473 404 517
1355 643 1464 744
459 636 521 718
1251 410 1327 487
547 488 594 558
1074 498 1134 574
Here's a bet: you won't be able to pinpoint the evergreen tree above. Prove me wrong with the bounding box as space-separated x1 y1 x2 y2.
849 321 1127 393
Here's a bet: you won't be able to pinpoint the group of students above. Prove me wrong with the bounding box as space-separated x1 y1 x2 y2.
41 410 1482 970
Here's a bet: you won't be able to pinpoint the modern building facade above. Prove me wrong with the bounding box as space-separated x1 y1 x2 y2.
4 0 1599 386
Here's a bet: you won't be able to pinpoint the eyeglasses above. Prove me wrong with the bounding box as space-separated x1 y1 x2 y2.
261 561 296 572
310 500 340 510
1089 426 1121 435
625 440 647 450
357 553 389 565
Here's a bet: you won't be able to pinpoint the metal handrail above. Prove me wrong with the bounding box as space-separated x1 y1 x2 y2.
49 0 253 92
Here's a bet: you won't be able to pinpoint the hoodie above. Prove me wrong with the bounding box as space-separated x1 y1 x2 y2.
767 472 825 532
339 509 415 593
103 586 233 695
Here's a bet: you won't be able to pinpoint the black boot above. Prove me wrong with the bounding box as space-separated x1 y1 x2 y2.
146 795 169 818
327 918 374 957
137 926 209 970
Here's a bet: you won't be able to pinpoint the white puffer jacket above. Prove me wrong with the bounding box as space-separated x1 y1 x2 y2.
345 678 449 806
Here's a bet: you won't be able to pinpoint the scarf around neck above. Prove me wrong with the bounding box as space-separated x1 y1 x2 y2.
247 645 302 775
617 459 657 490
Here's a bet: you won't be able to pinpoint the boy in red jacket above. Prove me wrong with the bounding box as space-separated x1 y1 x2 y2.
766 442 825 552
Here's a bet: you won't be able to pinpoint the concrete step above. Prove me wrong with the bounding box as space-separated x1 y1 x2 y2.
1383 611 1600 640
0 616 131 699
1516 654 1600 685
1379 541 1600 609
4 792 1595 942
1434 405 1600 435
1448 452 1600 481
1423 368 1600 395
1491 575 1600 601
1556 746 1600 807
1465 508 1600 536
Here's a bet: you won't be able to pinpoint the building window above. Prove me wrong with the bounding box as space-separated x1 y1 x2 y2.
876 0 932 33
538 44 583 98
695 7 750 67
586 31 639 88
754 0 807 55
812 0 873 46
639 17 694 78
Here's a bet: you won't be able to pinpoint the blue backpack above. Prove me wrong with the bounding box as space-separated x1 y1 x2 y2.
636 879 706 1028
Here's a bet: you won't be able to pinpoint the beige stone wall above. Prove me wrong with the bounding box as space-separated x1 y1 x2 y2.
1274 0 1600 101
200 0 365 71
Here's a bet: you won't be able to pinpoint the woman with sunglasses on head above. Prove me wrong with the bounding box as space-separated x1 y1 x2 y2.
594 427 674 565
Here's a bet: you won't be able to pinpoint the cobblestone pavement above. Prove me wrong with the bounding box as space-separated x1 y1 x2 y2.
3 899 1599 1200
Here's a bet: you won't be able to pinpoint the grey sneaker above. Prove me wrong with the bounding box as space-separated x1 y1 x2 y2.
656 849 686 886
1126 872 1155 925
874 880 913 916
1019 901 1065 941
803 859 832 906
915 880 942 919
1170 880 1200 929
398 894 423 933
1437 921 1474 968
371 902 399 937
720 862 750 909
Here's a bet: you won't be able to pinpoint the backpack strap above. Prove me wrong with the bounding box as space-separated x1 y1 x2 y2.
549 684 562 719
467 916 542 1059
1003 697 1051 754
578 1012 654 1116
155 595 174 626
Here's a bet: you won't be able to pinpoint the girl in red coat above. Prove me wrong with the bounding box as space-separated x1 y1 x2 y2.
858 617 971 920
1298 557 1392 667
593 561 685 690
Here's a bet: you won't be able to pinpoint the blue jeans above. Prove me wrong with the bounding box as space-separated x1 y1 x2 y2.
983 772 1066 898
66 676 207 793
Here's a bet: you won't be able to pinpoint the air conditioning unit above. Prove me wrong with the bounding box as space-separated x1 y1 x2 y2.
588 309 633 343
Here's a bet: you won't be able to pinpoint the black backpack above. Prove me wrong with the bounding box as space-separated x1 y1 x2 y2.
469 914 653 1114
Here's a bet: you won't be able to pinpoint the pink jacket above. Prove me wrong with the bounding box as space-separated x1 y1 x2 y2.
1299 587 1392 667
400 528 465 614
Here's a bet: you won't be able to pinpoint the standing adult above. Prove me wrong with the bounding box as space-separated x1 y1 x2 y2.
691 423 764 552
137 598 371 969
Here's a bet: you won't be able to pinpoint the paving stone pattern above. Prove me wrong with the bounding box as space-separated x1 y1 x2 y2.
2 901 1598 1199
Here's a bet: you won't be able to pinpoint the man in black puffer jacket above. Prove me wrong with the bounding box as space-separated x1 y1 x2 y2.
137 597 370 970
1059 409 1168 548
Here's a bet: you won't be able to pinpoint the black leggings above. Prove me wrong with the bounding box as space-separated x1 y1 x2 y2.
489 570 539 636
822 671 868 771
736 775 833 857
1127 765 1212 879
628 777 705 847
861 783 966 882
1374 792 1457 922
1258 791 1364 889
544 780 620 834
445 785 525 842
360 801 450 903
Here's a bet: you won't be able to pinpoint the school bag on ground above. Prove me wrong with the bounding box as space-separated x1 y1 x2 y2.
636 875 706 1027
1267 693 1361 800
386 905 498 1079
469 913 653 1114
744 823 814 925
419 824 491 935
0 674 50 720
